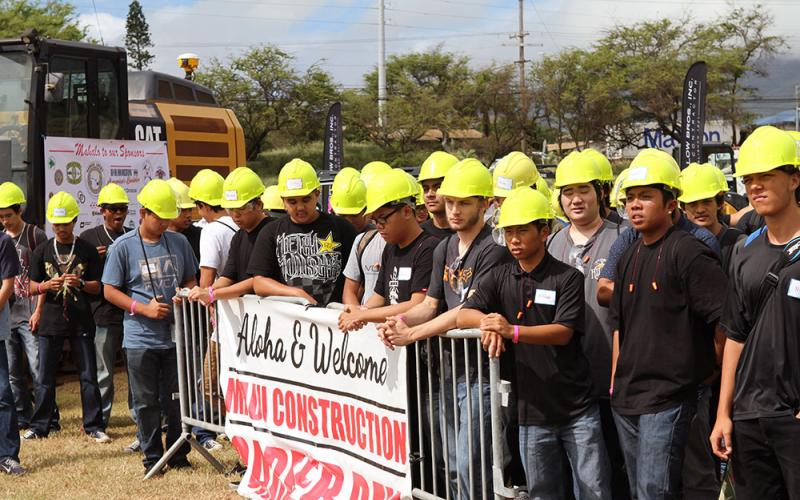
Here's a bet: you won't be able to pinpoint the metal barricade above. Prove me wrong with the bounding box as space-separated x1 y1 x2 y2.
146 292 311 478
410 329 521 500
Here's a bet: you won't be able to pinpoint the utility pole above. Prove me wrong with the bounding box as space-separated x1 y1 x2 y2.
512 0 529 152
378 0 387 128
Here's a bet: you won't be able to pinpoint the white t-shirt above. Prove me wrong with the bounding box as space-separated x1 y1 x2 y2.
343 230 386 305
199 215 237 271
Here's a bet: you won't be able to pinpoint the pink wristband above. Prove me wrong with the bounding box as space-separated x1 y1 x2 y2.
130 301 137 316
37 282 43 295
208 286 215 304
512 325 520 344
609 387 614 396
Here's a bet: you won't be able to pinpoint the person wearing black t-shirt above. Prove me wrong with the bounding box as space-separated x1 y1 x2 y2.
711 127 800 499
460 187 611 499
248 159 356 305
609 154 727 499
338 169 437 331
26 192 109 443
418 151 458 241
80 183 132 428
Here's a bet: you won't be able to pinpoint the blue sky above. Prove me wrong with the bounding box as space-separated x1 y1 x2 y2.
73 0 799 89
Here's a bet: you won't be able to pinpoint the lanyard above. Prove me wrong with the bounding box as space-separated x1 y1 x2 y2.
137 230 175 301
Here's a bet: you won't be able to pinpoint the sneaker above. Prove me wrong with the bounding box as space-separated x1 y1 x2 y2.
88 430 112 443
0 458 26 476
22 429 45 440
49 422 61 433
228 480 241 491
123 439 141 453
168 457 192 470
201 439 223 452
228 462 246 476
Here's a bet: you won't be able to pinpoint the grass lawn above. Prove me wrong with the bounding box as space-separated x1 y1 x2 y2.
0 371 241 499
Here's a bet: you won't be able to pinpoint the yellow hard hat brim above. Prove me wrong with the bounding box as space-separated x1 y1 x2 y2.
47 215 77 224
678 189 725 204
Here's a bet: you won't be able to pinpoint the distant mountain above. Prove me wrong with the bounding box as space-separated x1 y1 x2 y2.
740 56 800 118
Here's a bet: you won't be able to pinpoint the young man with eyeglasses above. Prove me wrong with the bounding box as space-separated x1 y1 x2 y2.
27 192 109 443
102 179 198 475
0 183 54 433
338 169 437 331
80 183 132 429
248 159 356 305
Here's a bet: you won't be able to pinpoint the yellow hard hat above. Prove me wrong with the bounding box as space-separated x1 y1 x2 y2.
330 168 367 215
188 169 225 206
222 167 266 209
493 151 539 197
0 182 26 208
582 149 614 182
610 168 630 208
166 178 194 209
261 185 284 211
438 158 493 199
97 182 129 206
497 187 554 228
46 191 80 224
534 176 552 200
736 125 799 177
138 179 180 220
551 187 565 218
554 150 603 188
678 163 728 204
365 168 420 214
788 130 800 165
360 161 392 187
418 151 459 182
278 158 321 197
622 148 681 195
416 183 424 206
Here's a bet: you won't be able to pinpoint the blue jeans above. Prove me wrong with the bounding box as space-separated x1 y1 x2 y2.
126 347 188 468
0 341 20 461
6 323 38 427
519 404 611 500
613 400 696 500
94 324 123 427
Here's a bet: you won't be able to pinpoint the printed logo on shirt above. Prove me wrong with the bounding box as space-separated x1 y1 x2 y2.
138 255 178 297
534 288 557 306
590 258 607 281
788 278 800 300
443 265 473 301
388 268 400 305
277 231 343 281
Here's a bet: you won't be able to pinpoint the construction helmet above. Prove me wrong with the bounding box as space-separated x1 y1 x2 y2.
360 161 392 187
788 130 800 165
138 179 180 220
365 168 419 214
166 178 194 209
330 167 367 215
551 187 565 219
188 169 225 206
534 176 552 200
46 191 80 224
622 148 681 195
0 182 26 208
222 167 266 209
97 183 129 206
278 158 321 197
416 184 425 206
493 151 539 197
582 149 614 182
678 163 728 204
736 126 799 177
418 151 459 182
610 168 630 208
261 185 284 211
438 158 493 199
554 150 603 188
497 187 554 228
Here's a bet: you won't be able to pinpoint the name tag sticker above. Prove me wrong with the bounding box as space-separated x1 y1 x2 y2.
534 288 557 306
497 176 513 190
286 178 303 190
627 167 648 182
53 208 67 217
397 267 412 281
788 278 800 300
224 190 238 201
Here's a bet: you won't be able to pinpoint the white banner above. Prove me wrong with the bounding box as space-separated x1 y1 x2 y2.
217 297 412 499
43 136 169 235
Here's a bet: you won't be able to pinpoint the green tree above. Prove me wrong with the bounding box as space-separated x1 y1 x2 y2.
125 0 154 70
0 0 85 40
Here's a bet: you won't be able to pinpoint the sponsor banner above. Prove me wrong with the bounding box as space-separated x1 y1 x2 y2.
216 297 411 499
322 102 343 172
680 61 708 168
43 137 168 235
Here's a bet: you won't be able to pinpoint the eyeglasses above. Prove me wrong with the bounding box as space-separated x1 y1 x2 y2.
368 205 403 227
228 201 258 218
103 205 128 213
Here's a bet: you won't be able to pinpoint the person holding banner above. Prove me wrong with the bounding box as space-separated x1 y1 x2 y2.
102 180 198 475
80 183 132 429
166 178 202 262
338 169 437 331
26 192 109 443
379 159 511 499
248 159 356 305
418 151 458 240
458 186 612 499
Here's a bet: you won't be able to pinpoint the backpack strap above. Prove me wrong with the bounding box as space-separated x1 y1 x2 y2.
744 225 766 247
215 220 237 233
355 229 379 284
755 235 800 317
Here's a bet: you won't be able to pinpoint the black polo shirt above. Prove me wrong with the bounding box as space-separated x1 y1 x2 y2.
374 231 438 305
721 227 800 420
610 227 727 416
221 217 273 283
421 219 453 240
464 253 593 425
